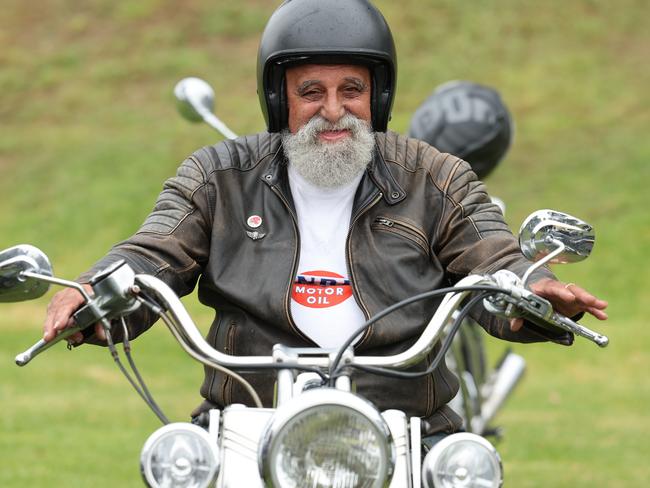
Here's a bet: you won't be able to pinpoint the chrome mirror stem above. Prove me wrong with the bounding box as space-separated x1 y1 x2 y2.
521 238 565 287
201 111 238 140
20 271 92 301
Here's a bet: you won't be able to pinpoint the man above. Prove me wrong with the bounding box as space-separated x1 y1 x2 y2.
43 0 607 434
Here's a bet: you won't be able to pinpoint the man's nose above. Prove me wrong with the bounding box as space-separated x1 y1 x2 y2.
319 95 345 124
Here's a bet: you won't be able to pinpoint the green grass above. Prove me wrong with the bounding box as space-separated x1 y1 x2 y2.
1 0 649 486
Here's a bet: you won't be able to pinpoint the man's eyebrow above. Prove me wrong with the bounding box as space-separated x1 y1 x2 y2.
295 80 320 95
294 77 369 95
343 77 369 91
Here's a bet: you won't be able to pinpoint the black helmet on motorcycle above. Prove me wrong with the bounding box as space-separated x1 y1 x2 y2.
408 81 513 179
257 0 397 133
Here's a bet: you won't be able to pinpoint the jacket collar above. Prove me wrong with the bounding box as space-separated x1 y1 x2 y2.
367 138 406 205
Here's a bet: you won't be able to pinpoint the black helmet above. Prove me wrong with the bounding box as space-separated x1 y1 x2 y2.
257 0 397 133
408 81 513 179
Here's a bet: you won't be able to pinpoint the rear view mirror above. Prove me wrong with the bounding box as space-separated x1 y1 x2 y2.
174 77 216 124
518 210 594 264
173 77 238 139
0 245 53 302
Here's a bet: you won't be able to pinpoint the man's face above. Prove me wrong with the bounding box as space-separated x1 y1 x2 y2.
285 64 372 139
281 64 375 189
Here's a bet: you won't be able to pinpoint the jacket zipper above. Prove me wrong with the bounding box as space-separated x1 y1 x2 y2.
346 192 384 348
222 321 237 403
373 217 430 254
270 185 317 345
426 352 435 417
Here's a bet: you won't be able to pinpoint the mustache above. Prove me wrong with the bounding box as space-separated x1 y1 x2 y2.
301 113 369 138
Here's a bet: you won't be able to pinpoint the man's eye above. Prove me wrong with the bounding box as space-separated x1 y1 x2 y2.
300 89 322 99
303 94 320 101
343 87 363 97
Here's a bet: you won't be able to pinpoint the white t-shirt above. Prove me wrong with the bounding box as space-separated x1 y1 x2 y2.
288 165 366 348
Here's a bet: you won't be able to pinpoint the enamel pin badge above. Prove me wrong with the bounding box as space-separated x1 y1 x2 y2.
246 230 266 241
246 214 265 240
247 215 263 228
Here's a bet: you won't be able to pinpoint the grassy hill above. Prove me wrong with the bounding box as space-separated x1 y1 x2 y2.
1 1 648 486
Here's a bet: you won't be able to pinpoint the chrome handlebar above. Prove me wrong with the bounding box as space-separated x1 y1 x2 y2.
15 265 609 369
136 273 495 370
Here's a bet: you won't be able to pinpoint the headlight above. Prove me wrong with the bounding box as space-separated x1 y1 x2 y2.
140 422 219 488
260 389 394 488
422 433 503 488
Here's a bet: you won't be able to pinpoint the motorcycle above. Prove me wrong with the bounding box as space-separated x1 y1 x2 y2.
4 209 608 487
173 77 525 437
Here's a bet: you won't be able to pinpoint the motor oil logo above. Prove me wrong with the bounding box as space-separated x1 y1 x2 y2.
292 270 353 308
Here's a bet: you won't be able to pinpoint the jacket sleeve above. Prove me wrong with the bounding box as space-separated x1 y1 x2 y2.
430 153 573 345
77 153 213 342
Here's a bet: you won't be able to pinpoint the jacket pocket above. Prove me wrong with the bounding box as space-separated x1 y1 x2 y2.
371 216 430 255
203 315 237 406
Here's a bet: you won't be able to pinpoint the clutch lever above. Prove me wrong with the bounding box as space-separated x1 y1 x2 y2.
15 298 112 366
15 260 141 366
15 325 85 366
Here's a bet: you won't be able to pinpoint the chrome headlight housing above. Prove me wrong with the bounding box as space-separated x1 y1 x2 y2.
140 422 219 488
260 389 394 488
422 433 503 488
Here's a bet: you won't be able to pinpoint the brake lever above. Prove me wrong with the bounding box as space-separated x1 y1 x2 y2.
551 313 609 347
484 271 609 348
505 293 608 347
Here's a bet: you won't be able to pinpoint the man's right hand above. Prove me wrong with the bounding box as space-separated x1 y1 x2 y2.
43 284 105 345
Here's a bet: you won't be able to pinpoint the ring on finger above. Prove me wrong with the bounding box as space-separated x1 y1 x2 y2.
564 282 576 290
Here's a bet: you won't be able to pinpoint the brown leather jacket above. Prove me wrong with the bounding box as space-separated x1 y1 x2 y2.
81 130 569 433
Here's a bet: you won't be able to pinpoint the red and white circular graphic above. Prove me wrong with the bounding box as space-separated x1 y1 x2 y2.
292 270 353 308
246 215 263 228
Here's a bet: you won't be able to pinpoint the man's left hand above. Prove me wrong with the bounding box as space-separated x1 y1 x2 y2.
510 278 608 332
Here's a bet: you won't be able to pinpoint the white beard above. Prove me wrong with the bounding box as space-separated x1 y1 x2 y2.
281 113 375 189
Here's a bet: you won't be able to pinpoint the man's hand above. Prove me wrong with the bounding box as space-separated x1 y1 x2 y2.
510 278 608 332
43 285 105 345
